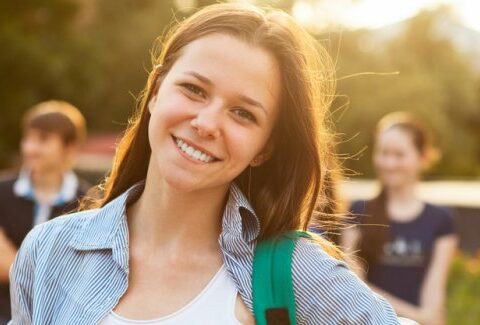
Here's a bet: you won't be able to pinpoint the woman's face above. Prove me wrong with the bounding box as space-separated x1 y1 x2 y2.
21 128 72 174
147 33 281 192
373 127 424 189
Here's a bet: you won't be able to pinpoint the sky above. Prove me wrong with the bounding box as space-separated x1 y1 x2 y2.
291 0 480 32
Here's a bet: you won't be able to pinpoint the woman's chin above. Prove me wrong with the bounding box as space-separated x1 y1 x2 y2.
160 172 211 193
382 178 414 190
161 176 192 191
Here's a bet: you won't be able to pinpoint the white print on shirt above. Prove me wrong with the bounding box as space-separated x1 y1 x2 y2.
380 237 426 266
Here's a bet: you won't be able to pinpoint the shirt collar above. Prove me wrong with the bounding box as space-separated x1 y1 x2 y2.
13 168 79 205
56 170 79 203
69 181 261 267
223 182 260 243
68 182 143 270
13 169 34 199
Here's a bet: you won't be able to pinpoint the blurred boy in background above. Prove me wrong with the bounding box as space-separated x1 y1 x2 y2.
0 100 89 321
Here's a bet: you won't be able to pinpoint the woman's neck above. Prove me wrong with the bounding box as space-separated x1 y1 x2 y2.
31 169 64 201
385 182 424 221
127 172 229 256
386 183 417 203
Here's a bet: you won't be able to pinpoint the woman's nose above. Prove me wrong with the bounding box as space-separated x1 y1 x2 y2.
190 101 223 139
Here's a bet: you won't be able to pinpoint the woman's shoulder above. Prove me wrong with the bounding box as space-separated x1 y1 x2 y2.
348 199 371 224
21 188 132 259
291 237 400 324
0 172 17 197
423 202 454 218
291 237 354 290
19 208 101 257
422 203 456 236
349 199 368 213
11 209 102 291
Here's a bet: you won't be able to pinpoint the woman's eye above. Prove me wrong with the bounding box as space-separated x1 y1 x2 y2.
233 108 257 123
181 83 205 98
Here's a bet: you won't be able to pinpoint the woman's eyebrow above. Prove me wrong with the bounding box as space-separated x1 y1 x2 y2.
238 94 267 116
184 71 212 85
184 71 267 116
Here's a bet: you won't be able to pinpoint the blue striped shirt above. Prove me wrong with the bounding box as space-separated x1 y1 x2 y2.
9 182 400 324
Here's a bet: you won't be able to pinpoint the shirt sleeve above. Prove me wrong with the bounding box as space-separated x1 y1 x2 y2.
292 237 400 325
8 224 45 324
435 206 456 238
348 200 367 225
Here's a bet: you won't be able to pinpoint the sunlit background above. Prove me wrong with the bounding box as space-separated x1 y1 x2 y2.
0 1 479 322
291 0 480 31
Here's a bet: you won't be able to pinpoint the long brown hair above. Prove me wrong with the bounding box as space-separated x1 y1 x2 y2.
81 3 341 255
359 111 438 265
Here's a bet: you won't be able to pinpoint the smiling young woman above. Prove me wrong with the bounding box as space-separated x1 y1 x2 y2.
10 3 400 324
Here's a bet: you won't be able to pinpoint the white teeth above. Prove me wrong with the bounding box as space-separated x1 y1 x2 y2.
174 136 215 163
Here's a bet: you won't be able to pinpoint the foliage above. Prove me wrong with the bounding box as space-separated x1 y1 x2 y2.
446 252 480 324
0 2 478 177
0 0 196 166
324 8 480 178
0 0 83 166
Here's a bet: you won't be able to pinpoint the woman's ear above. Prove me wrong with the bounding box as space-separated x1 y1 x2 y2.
250 155 266 167
421 147 441 171
250 142 274 167
148 68 165 114
63 142 80 169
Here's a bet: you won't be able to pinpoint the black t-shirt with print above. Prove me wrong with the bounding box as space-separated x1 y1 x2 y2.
350 200 456 306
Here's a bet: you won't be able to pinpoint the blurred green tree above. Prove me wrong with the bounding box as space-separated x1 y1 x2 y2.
0 0 84 167
328 8 480 178
0 2 478 178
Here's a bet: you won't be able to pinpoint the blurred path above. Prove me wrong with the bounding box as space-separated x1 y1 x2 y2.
341 179 480 208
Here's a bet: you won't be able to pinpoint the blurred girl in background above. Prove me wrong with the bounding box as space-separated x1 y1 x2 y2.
342 111 458 325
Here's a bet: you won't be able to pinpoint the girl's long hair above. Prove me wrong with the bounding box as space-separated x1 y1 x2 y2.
81 3 342 257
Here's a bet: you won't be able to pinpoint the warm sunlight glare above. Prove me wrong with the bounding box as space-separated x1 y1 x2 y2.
296 0 480 31
292 1 314 25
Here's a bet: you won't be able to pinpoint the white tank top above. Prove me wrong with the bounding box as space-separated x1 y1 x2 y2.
99 265 241 325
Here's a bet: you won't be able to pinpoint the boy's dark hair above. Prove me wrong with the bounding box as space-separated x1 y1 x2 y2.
23 100 87 146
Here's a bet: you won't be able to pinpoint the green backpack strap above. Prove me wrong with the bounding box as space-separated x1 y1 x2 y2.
252 230 312 325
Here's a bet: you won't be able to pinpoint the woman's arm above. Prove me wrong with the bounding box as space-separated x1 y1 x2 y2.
417 234 458 325
368 283 431 323
292 237 400 324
